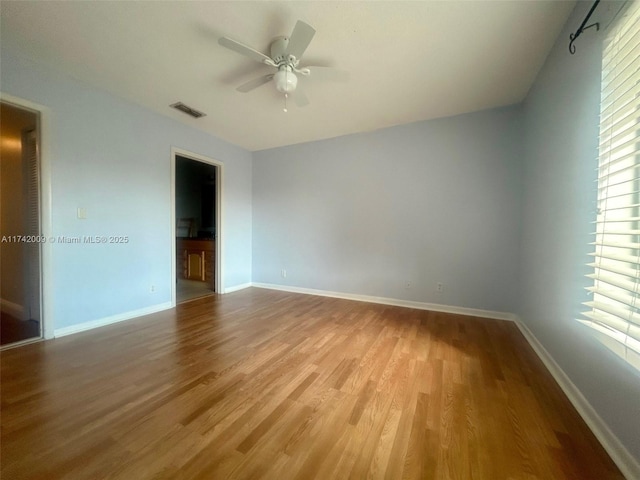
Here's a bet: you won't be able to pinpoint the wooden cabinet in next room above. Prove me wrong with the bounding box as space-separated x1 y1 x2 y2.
177 238 215 289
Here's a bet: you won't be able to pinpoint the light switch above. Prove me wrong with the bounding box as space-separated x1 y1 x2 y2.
77 207 87 219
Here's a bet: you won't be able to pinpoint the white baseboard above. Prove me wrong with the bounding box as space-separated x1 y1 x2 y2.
1 298 25 319
251 282 515 322
224 282 252 294
53 301 173 338
515 318 640 480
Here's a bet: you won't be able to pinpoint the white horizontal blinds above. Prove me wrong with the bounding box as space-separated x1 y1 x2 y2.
582 0 640 366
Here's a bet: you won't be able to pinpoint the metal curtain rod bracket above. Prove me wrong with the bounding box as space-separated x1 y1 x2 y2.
569 0 601 54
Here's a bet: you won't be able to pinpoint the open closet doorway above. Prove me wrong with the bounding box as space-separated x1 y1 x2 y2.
172 149 223 304
0 101 42 346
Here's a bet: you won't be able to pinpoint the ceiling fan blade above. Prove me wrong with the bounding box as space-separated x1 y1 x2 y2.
285 20 316 59
218 36 273 65
236 74 274 93
293 87 310 108
305 66 349 82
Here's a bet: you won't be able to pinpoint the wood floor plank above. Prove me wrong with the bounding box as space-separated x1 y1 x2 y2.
0 288 625 479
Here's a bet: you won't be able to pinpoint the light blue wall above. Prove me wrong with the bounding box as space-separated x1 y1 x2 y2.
253 106 523 313
1 50 252 331
520 0 640 462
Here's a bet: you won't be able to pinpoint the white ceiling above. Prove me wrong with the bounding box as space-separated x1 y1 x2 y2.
1 1 575 151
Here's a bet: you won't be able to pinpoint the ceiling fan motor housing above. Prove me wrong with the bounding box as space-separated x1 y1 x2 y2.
270 36 290 63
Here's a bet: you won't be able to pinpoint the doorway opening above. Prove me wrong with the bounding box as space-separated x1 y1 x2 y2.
172 149 222 304
0 101 42 346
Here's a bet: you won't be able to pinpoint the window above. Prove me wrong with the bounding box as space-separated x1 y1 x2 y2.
581 0 640 369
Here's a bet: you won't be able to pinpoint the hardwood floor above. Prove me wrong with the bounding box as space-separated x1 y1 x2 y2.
1 288 624 479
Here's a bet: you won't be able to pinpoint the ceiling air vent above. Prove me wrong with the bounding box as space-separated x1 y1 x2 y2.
170 102 206 119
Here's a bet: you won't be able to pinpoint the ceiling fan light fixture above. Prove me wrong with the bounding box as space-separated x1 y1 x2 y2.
274 68 297 93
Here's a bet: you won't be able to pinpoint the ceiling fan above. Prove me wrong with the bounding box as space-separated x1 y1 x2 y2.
218 20 348 111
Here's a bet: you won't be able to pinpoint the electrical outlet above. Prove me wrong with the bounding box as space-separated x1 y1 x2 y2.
150 285 156 293
281 269 287 278
436 282 444 293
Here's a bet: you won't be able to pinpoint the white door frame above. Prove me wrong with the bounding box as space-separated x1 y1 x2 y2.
170 147 224 305
1 92 54 341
